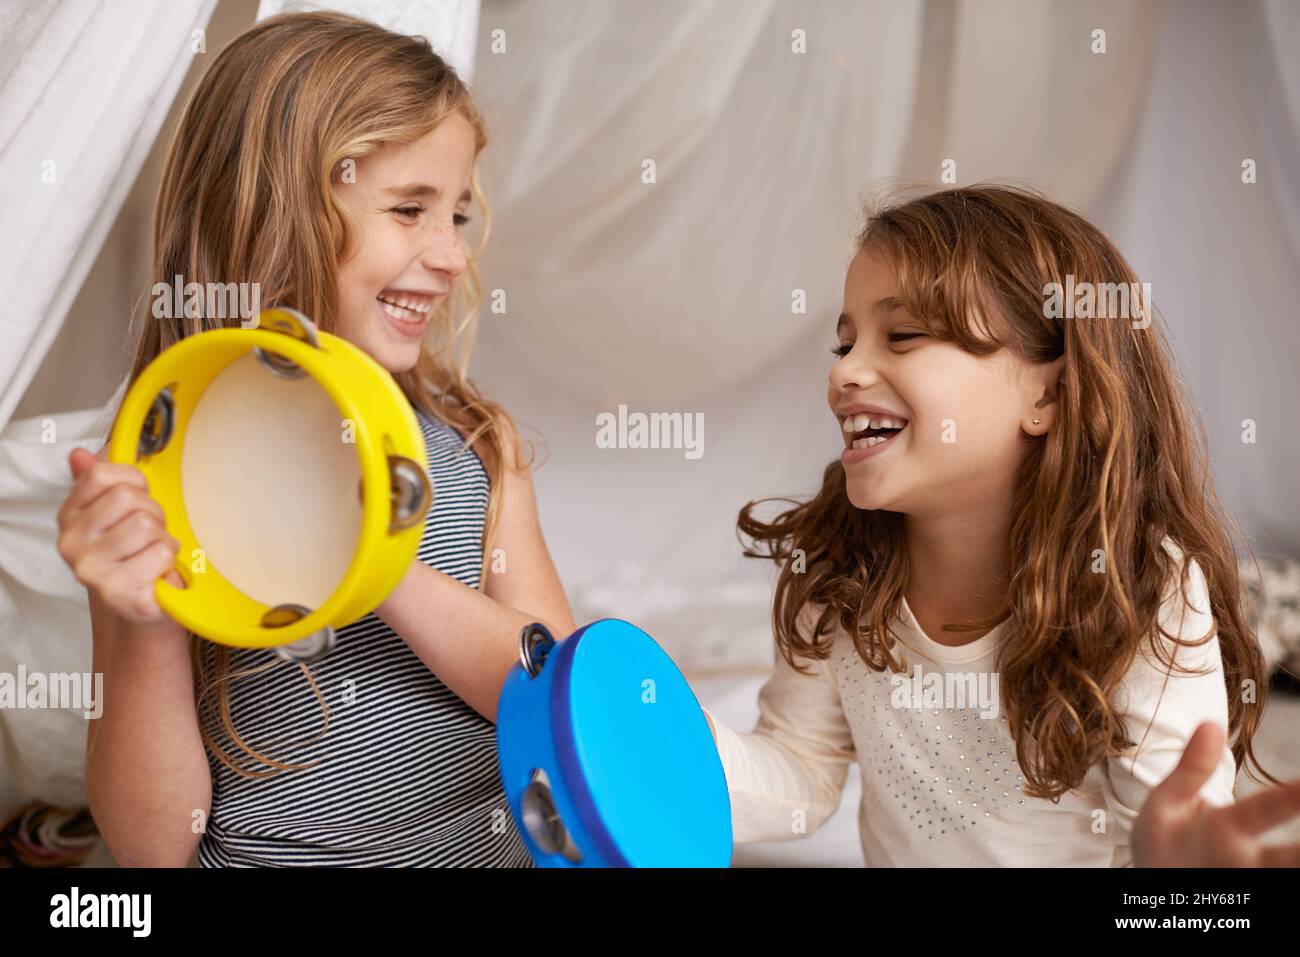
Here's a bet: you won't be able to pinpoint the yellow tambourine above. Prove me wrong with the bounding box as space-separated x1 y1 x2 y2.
108 308 432 661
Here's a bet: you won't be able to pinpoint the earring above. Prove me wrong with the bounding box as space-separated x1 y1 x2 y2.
1032 418 1041 425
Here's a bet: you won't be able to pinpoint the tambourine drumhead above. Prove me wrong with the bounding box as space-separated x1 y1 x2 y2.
182 352 361 610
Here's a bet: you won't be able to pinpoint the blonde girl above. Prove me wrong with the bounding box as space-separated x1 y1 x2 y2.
706 185 1300 867
56 11 574 867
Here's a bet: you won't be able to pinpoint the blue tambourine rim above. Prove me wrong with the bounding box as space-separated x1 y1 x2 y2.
548 624 633 868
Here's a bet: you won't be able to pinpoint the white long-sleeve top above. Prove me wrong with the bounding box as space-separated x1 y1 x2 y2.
703 540 1237 866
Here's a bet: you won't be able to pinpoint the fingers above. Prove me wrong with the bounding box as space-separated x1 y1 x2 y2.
1223 778 1300 837
69 447 97 478
78 483 167 542
1150 722 1227 804
102 539 182 620
69 518 178 594
98 507 175 565
60 455 148 520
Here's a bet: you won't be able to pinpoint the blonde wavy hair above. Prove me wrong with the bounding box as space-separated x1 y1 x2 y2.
112 11 525 779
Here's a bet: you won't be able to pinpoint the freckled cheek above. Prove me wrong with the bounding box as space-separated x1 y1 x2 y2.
359 226 413 273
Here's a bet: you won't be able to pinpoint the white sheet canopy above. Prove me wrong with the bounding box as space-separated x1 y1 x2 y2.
0 0 217 813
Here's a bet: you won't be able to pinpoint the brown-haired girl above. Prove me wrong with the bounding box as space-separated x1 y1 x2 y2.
55 11 574 866
705 185 1300 866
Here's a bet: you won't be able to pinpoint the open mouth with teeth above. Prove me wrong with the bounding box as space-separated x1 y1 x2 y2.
841 412 909 450
376 291 436 322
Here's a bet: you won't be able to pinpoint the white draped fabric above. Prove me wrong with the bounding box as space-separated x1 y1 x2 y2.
0 0 217 813
0 0 217 427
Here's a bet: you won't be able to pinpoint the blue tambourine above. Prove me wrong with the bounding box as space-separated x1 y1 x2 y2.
495 618 732 867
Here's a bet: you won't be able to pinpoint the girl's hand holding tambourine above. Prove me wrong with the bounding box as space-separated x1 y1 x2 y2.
58 446 187 626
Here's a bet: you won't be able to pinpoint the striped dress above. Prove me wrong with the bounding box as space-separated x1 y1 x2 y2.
196 406 534 867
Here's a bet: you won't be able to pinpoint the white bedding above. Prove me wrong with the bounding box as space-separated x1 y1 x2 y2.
0 400 120 813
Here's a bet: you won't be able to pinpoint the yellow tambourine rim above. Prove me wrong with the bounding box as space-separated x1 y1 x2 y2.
107 308 430 649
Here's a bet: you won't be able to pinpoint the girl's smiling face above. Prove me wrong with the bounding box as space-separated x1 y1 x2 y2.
332 111 477 373
829 247 1060 516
